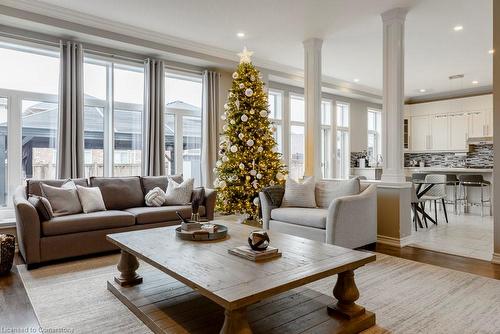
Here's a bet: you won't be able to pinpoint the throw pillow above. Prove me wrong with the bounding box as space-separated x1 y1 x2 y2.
76 185 107 213
281 176 316 208
28 195 54 221
40 183 83 217
61 179 77 189
164 177 194 205
315 178 360 208
145 187 166 207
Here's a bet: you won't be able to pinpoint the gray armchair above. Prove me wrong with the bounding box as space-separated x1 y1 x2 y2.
259 181 377 249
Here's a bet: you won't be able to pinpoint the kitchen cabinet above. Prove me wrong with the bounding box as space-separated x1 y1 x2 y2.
430 114 449 150
449 113 469 150
410 115 429 151
468 109 493 137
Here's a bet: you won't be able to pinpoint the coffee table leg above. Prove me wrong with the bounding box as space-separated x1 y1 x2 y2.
220 307 252 334
114 250 143 287
327 269 365 319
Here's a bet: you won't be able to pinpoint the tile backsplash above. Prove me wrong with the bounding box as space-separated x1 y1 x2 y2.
404 144 493 168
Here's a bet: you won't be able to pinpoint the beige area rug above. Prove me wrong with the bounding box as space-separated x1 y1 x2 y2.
18 253 500 334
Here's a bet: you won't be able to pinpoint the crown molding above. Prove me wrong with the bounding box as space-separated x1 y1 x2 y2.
0 0 382 102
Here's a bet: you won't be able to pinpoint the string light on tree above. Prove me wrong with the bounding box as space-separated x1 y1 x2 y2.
214 47 287 221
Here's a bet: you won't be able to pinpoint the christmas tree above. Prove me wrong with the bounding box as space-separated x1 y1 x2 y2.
214 48 287 220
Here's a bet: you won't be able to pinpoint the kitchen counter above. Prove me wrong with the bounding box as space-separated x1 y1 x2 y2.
405 167 493 173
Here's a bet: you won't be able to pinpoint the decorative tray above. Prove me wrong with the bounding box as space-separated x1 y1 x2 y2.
175 224 228 241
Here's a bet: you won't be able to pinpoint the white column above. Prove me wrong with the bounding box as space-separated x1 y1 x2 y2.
303 38 323 178
381 8 408 182
492 0 500 264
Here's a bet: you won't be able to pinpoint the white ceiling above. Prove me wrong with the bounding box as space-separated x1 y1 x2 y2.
4 0 494 98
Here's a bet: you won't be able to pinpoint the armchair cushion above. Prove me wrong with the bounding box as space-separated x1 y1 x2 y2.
262 186 285 207
271 207 327 229
315 178 360 208
281 176 316 208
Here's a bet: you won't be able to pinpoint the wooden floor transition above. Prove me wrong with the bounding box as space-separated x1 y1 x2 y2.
1 244 499 330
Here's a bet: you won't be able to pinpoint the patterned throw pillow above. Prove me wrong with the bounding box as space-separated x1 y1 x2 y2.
164 178 194 205
145 187 166 207
280 176 316 208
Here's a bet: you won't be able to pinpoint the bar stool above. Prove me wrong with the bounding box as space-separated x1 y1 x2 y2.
420 174 448 224
444 174 459 215
411 173 427 182
458 174 492 217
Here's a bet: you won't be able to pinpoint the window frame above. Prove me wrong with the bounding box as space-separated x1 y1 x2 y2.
268 89 284 159
367 108 382 162
288 93 306 180
336 101 350 179
320 98 334 178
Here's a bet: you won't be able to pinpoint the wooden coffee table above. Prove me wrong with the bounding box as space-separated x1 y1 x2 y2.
106 222 376 334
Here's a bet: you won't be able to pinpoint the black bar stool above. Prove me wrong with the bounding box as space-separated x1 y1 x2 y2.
458 174 492 217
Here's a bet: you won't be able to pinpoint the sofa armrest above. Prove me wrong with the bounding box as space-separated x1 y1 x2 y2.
203 188 217 220
326 184 377 248
13 185 41 265
259 192 277 229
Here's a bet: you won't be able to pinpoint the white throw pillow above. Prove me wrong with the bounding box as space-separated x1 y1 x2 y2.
145 187 166 207
281 176 316 208
76 185 107 213
315 178 360 208
164 178 194 205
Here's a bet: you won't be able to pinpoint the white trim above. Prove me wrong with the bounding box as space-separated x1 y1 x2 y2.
377 235 413 248
492 253 500 264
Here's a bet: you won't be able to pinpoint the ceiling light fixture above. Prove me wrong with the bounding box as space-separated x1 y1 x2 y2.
237 32 245 38
489 49 495 54
419 89 427 93
472 80 479 85
453 25 463 31
353 78 360 83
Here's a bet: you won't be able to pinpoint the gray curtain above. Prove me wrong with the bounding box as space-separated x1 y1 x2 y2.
57 41 84 179
201 70 220 188
142 59 166 176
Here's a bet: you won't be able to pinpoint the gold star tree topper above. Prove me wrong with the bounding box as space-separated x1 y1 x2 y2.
238 47 254 64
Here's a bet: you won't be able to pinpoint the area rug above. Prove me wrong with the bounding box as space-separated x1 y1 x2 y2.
18 253 500 334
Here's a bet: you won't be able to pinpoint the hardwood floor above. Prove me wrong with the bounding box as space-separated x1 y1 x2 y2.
0 253 40 330
0 244 498 329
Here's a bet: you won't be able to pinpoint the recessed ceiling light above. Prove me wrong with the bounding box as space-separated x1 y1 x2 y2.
419 89 427 93
453 25 463 31
236 32 245 38
353 78 360 83
489 49 495 54
472 80 479 85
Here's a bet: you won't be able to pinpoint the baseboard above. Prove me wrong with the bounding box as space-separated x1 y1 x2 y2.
377 235 412 248
492 253 500 265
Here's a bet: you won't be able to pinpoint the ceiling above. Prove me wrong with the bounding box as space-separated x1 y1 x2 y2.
1 0 494 98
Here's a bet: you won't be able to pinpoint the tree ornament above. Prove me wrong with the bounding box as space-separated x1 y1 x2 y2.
239 83 245 89
246 139 254 147
221 114 226 120
246 176 251 181
257 173 262 179
230 119 236 125
276 172 284 181
245 88 253 97
260 110 268 117
235 99 240 109
250 169 257 176
224 103 229 110
250 109 255 115
238 133 244 140
241 114 248 122
237 46 254 64
222 156 229 162
250 75 255 82
270 180 275 186
223 124 228 131
239 163 245 170
230 145 238 153
232 72 239 79
219 180 227 189
257 146 263 153
216 160 222 167
253 197 259 206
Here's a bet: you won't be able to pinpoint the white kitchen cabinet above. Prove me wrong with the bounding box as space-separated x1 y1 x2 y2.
468 111 486 137
430 114 449 150
484 108 493 136
410 115 429 151
449 113 469 150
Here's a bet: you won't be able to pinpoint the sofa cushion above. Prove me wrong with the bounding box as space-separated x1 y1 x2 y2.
76 185 106 213
281 176 316 208
315 178 360 208
271 207 327 229
140 175 183 194
27 178 88 197
42 210 135 236
90 177 144 210
40 183 83 217
125 205 205 225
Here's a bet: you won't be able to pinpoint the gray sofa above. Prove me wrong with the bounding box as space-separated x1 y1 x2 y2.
13 176 216 267
259 180 377 249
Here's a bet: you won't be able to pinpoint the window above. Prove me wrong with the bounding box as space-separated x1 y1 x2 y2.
336 102 350 179
367 108 382 163
0 42 60 207
320 100 333 178
165 71 203 185
83 58 144 177
268 90 283 154
289 94 305 180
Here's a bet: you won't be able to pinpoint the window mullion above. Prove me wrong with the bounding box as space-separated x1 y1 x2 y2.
175 115 183 175
104 63 114 177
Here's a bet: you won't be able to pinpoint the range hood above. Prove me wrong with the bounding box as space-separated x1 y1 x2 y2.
467 136 493 144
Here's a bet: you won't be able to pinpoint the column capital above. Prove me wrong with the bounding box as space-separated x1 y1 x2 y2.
381 8 408 25
303 38 323 50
